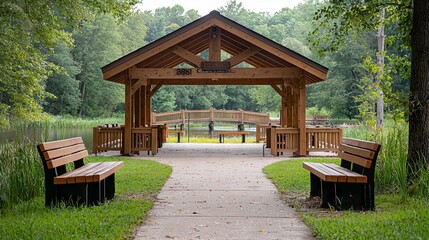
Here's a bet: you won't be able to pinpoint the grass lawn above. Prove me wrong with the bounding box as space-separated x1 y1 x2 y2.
0 156 171 239
264 158 429 240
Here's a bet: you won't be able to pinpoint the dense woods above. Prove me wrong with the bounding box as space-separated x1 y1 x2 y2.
0 0 411 125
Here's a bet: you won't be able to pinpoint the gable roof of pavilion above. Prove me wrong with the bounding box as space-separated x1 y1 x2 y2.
102 10 328 85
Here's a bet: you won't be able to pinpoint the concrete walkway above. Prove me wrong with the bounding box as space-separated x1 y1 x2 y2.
134 143 313 239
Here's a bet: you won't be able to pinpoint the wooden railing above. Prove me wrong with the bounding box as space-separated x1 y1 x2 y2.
131 127 158 155
152 109 270 125
256 124 270 143
270 128 300 155
267 127 343 156
93 126 159 155
306 127 343 152
93 126 124 154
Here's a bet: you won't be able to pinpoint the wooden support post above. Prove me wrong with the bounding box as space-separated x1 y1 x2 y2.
124 71 132 155
134 85 141 127
145 86 151 126
151 127 158 155
293 87 299 128
281 85 287 127
141 85 147 127
271 126 277 156
298 78 306 156
210 109 214 121
286 86 292 127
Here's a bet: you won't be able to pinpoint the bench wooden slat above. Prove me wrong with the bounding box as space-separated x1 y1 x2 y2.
338 151 372 168
39 137 83 151
342 138 380 151
323 164 367 183
54 163 103 184
54 162 124 184
303 162 347 182
91 162 124 182
218 131 249 135
46 150 88 169
340 144 375 160
78 162 118 183
43 144 86 161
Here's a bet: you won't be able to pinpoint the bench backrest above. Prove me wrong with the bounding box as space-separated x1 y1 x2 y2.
339 138 381 178
38 137 88 174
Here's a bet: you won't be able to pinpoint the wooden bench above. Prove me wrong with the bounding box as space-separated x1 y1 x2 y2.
303 138 381 210
168 129 185 143
37 137 123 206
219 131 249 143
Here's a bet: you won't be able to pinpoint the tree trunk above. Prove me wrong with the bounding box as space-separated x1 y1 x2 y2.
376 8 385 131
408 0 429 179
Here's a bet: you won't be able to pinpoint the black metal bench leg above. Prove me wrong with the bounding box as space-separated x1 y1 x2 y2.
87 181 103 205
320 181 336 209
310 173 321 197
105 174 116 200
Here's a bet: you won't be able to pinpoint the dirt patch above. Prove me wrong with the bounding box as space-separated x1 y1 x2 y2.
279 191 344 217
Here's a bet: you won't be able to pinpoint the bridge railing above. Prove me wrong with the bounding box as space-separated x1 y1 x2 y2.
152 109 270 125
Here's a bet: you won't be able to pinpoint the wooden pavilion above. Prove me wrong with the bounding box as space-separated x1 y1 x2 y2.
100 10 338 156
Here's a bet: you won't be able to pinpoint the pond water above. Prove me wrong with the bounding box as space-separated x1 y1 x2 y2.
1 123 257 153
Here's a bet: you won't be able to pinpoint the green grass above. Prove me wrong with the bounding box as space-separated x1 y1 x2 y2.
0 141 44 208
264 158 429 239
20 115 125 128
0 156 172 239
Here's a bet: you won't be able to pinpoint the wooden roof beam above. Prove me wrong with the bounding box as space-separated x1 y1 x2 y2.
213 18 327 80
225 47 261 67
172 46 206 67
209 26 221 61
149 82 163 97
271 84 287 100
149 78 286 85
130 67 303 80
131 78 147 95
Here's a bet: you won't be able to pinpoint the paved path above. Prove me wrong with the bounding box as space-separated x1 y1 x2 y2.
134 143 313 239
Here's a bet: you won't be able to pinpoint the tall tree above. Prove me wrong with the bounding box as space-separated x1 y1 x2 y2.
0 0 138 127
376 8 385 130
408 0 429 174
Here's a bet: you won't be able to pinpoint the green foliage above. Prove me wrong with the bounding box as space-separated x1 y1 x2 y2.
0 141 44 209
44 43 81 115
152 88 176 112
73 14 125 117
0 157 172 239
0 0 139 128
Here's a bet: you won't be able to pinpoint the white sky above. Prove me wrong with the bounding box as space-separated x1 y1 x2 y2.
138 0 305 15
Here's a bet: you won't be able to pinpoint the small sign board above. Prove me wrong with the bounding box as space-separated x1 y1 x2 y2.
200 61 231 72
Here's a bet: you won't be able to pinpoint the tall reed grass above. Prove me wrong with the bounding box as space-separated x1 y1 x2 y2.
344 122 429 199
0 140 44 210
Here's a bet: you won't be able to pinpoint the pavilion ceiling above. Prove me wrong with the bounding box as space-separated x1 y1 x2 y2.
102 11 328 86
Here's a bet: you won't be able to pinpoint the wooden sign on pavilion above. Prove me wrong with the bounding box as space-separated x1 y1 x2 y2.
101 10 328 156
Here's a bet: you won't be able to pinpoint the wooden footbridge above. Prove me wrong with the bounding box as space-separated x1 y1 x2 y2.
152 109 270 125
